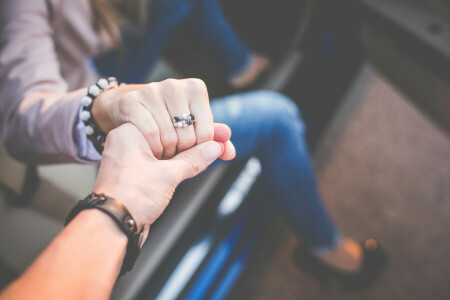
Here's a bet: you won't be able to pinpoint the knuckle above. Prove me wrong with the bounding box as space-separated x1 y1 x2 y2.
159 78 181 99
152 145 163 157
187 78 206 88
182 155 201 177
190 160 201 176
145 128 160 139
197 127 214 142
161 133 178 148
142 83 158 98
121 91 139 105
192 79 208 95
161 78 179 90
144 81 158 90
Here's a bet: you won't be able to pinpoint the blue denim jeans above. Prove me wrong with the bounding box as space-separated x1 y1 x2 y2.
94 0 252 83
211 91 340 252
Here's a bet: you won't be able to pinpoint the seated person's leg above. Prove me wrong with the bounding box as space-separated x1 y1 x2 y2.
94 0 195 83
211 91 339 251
187 0 269 88
211 91 364 272
95 0 268 87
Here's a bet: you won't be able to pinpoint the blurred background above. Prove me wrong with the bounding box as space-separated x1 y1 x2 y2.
0 0 449 299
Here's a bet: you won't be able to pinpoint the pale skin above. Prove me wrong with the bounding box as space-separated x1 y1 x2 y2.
92 78 235 160
0 122 235 300
229 54 270 89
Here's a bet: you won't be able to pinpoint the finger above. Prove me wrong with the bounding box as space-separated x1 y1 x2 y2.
123 100 164 159
103 122 154 159
138 85 178 159
219 140 236 161
169 141 223 182
183 78 214 145
213 123 232 143
161 79 197 154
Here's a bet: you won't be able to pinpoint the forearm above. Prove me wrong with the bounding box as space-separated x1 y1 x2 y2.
1 89 92 164
0 209 127 300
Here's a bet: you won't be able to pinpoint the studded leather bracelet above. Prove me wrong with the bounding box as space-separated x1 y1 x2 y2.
65 192 144 276
79 77 125 154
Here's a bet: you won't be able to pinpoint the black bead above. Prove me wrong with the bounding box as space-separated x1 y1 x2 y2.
125 217 135 228
174 116 181 122
96 134 106 143
189 114 195 121
188 120 193 125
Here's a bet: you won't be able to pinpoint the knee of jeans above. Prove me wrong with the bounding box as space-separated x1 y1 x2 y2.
253 90 305 134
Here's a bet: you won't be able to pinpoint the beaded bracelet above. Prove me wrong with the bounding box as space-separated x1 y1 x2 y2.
79 77 125 154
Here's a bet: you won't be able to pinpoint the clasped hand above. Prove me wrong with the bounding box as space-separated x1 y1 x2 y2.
92 78 233 159
92 79 235 236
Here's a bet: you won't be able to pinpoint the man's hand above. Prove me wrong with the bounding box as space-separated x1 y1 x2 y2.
0 123 234 300
93 122 235 230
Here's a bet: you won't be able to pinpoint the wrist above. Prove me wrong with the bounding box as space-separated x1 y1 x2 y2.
92 184 146 228
75 209 128 245
65 193 145 276
91 89 116 133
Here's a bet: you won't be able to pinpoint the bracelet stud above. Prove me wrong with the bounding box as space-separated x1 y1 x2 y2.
88 85 101 96
81 96 93 107
79 110 91 121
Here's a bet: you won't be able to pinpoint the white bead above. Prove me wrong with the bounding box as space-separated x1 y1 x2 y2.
79 110 91 121
88 85 101 96
183 123 188 128
108 77 117 82
182 113 188 119
177 122 183 127
173 122 178 127
81 96 92 107
119 82 127 86
84 125 94 135
97 78 109 90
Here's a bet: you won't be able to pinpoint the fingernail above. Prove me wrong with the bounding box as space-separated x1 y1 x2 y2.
202 142 221 163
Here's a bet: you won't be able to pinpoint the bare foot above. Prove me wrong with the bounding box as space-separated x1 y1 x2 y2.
229 54 270 89
316 238 363 273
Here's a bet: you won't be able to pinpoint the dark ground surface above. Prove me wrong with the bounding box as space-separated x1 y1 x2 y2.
230 73 450 299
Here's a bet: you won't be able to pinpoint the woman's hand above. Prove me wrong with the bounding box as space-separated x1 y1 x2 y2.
92 78 215 159
93 122 235 233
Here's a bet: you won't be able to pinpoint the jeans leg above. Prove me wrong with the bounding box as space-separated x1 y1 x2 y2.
94 0 251 82
94 0 195 83
187 0 252 78
211 91 340 252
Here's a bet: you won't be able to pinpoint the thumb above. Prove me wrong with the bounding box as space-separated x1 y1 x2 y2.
169 141 224 182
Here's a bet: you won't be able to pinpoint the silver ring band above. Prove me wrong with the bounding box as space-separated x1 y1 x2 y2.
173 113 195 128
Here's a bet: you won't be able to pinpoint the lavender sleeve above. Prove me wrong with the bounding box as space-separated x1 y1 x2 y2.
74 105 102 162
